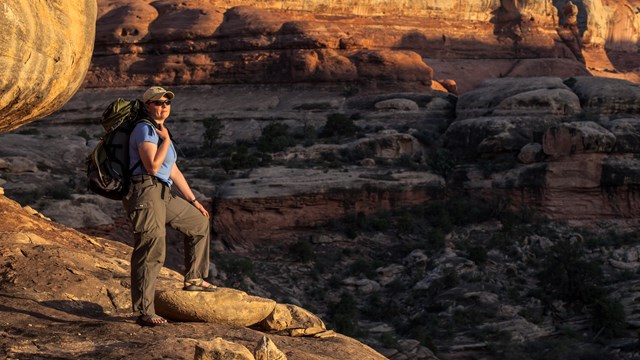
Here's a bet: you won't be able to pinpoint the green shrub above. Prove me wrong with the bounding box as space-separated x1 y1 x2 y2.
427 148 456 177
379 332 399 348
288 240 315 263
329 292 361 336
428 228 447 251
13 190 43 206
319 113 359 139
369 213 392 232
218 255 254 284
467 245 488 265
396 211 417 234
537 238 604 306
591 297 627 338
584 230 639 248
257 122 295 153
349 258 376 279
440 267 460 289
293 124 318 147
220 145 271 172
202 116 223 149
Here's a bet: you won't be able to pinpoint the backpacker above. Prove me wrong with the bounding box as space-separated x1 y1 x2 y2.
87 98 155 200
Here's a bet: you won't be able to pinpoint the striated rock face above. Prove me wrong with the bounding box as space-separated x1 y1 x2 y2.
89 2 435 91
85 0 639 92
213 166 445 248
87 0 603 92
581 0 640 51
446 76 640 222
0 0 97 134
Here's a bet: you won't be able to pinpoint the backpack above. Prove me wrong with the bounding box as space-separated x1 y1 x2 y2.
87 98 156 200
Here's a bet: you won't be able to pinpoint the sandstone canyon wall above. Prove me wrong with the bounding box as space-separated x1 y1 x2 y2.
0 0 97 134
86 0 639 93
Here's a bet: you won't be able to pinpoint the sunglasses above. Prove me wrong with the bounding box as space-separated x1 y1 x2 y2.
149 100 172 106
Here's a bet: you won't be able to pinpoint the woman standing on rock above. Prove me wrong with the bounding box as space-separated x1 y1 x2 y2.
123 86 216 327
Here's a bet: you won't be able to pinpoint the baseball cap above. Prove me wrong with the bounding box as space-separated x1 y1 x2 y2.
142 86 175 103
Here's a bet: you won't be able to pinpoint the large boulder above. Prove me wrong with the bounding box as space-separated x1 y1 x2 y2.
254 337 287 360
155 288 276 326
259 304 326 333
542 121 616 157
604 118 640 153
348 50 433 90
455 77 580 120
564 76 640 117
195 338 255 360
0 0 97 133
444 116 559 158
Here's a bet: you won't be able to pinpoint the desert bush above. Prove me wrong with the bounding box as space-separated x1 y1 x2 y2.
257 122 296 153
292 124 318 147
288 240 315 263
202 116 223 150
328 292 361 337
467 245 488 265
379 332 400 348
591 297 627 339
319 113 360 139
536 238 604 306
583 229 639 248
427 148 456 177
220 145 271 172
12 189 43 206
349 258 377 279
217 254 254 284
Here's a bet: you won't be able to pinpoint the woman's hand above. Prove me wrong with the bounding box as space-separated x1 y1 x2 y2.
155 124 170 140
193 201 210 217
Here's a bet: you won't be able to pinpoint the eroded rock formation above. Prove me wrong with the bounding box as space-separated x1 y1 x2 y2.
445 76 640 222
0 0 97 133
85 0 639 93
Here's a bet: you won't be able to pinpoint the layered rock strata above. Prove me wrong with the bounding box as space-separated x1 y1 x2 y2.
88 0 617 92
0 0 97 133
445 76 640 222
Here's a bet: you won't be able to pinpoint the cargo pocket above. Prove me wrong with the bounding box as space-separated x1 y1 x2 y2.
129 201 155 234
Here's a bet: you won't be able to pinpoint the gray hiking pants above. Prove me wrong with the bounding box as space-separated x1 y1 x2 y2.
123 174 210 316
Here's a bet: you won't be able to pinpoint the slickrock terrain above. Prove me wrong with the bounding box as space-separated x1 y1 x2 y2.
0 193 388 359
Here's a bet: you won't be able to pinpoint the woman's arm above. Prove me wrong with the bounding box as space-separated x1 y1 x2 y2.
138 124 171 175
170 164 210 217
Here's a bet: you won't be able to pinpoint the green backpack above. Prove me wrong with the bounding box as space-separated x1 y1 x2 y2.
87 98 155 200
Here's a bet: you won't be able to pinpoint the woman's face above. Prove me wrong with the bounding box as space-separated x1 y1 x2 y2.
145 96 171 122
